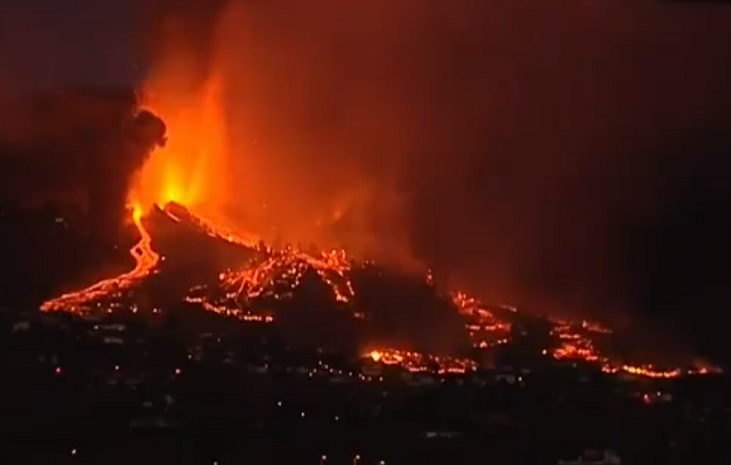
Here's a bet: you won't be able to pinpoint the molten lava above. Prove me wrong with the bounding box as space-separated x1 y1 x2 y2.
217 247 355 304
41 204 159 313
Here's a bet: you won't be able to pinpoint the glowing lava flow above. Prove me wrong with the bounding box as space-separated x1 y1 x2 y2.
41 205 159 313
449 292 721 378
162 202 260 248
218 247 355 304
183 246 356 322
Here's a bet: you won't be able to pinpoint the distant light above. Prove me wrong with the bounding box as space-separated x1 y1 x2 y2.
277 401 282 407
114 365 120 371
334 415 339 421
55 367 62 375
174 368 181 375
301 411 306 417
70 448 77 455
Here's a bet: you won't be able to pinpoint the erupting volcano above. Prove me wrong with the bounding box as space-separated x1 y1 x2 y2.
39 68 720 382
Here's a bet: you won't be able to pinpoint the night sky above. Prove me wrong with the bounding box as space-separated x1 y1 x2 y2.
1 0 730 361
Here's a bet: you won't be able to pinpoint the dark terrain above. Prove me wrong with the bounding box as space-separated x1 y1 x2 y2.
1 304 729 465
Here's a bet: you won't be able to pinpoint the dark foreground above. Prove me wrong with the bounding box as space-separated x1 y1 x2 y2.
2 309 729 465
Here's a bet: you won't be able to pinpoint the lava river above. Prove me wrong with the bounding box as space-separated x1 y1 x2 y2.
41 205 160 313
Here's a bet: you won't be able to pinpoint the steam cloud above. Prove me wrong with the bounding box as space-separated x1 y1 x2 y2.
2 0 731 356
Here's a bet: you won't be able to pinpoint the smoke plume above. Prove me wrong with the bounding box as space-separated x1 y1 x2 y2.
145 0 731 319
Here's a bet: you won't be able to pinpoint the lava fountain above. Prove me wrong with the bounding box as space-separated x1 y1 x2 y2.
133 73 228 213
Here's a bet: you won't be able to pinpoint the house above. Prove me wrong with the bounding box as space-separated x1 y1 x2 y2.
558 449 621 465
247 363 269 374
402 372 437 386
361 361 383 377
641 391 673 404
12 320 31 332
423 431 461 439
494 372 518 384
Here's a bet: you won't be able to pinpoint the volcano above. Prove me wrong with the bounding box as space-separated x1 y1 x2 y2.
40 200 721 379
147 202 469 356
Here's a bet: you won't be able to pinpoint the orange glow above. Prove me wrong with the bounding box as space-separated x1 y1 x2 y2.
132 73 228 214
132 204 143 222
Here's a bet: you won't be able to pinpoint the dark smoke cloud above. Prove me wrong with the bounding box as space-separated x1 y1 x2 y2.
0 90 165 241
0 1 167 240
